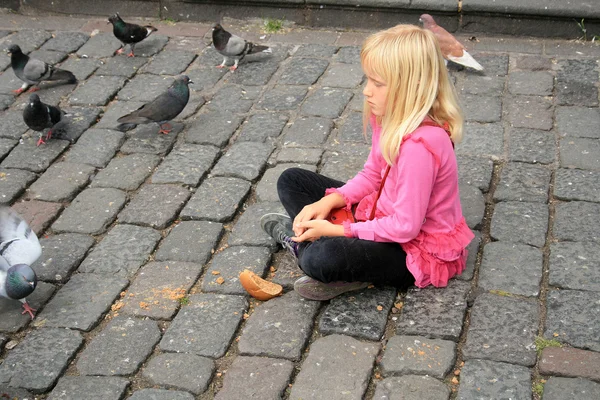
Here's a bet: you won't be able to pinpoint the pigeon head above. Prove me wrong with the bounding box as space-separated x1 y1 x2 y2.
177 75 193 86
108 13 123 25
5 264 37 300
213 23 223 32
28 94 41 106
7 44 22 55
419 14 436 28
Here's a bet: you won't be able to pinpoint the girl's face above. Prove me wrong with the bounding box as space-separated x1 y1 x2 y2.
363 72 388 116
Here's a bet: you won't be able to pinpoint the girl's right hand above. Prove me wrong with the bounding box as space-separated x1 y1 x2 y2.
293 193 345 236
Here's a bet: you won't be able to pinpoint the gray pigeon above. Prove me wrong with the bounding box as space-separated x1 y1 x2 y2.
116 75 192 134
212 23 272 71
7 44 77 94
0 206 41 320
23 94 67 146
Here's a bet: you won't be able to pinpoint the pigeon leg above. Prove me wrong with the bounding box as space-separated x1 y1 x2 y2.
158 122 172 135
229 59 239 72
116 46 125 55
36 135 47 146
216 58 227 69
27 86 40 93
127 43 135 57
21 300 36 320
12 83 30 95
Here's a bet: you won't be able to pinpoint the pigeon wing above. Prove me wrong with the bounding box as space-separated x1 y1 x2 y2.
223 34 248 57
22 58 51 84
0 207 42 266
447 50 484 71
118 91 185 124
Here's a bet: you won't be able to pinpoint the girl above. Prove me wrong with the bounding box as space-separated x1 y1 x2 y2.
261 24 474 301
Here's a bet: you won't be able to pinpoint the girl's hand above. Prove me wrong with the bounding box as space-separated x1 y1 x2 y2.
293 193 346 236
293 220 345 242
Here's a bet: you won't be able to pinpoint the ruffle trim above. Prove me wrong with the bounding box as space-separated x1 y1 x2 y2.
325 188 353 211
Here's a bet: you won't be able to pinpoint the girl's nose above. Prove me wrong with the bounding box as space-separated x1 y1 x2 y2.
363 83 371 97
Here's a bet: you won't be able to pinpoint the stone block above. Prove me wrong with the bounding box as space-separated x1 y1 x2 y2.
457 359 531 400
508 128 556 164
41 31 90 53
556 59 599 107
508 71 554 95
128 389 194 400
549 242 600 292
76 33 122 58
490 201 548 247
58 57 101 81
321 145 371 183
211 141 274 181
237 113 289 143
205 84 261 114
91 153 161 190
279 57 329 85
542 377 600 400
460 182 485 230
300 87 353 118
256 163 317 203
319 63 364 88
2 29 53 53
11 200 63 236
155 220 223 264
118 184 191 229
143 353 214 395
117 74 173 102
47 376 129 400
181 176 251 222
556 106 600 139
373 375 450 400
224 58 279 86
276 147 323 165
456 122 503 159
0 110 29 139
27 162 95 202
64 128 125 168
494 162 551 202
283 116 334 147
458 75 505 96
32 233 95 282
540 347 600 382
0 282 54 333
460 94 502 123
185 111 242 148
0 136 69 173
96 55 148 77
151 144 219 186
506 95 553 130
554 201 600 242
228 202 287 249
335 46 361 64
68 75 126 106
560 137 600 170
257 85 308 111
0 168 36 205
142 50 196 75
120 122 182 155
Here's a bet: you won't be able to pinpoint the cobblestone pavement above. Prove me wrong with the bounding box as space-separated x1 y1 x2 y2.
0 10 599 400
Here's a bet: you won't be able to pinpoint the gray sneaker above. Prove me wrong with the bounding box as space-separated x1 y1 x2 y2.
293 276 370 301
260 213 298 259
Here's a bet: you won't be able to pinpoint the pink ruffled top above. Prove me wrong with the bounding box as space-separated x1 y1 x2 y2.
325 116 474 288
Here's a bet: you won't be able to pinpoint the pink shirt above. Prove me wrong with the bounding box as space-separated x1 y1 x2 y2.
326 117 474 288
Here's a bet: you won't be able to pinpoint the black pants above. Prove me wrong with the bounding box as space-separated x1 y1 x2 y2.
277 167 415 290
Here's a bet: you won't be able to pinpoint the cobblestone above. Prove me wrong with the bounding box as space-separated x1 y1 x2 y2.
118 184 191 229
155 220 223 263
181 176 251 222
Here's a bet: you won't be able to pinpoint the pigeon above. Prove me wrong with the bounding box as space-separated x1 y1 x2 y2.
212 23 272 71
23 94 67 146
419 14 484 71
116 75 192 134
7 44 78 95
108 13 157 57
0 206 41 320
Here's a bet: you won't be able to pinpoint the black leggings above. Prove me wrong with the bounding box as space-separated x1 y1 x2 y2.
277 167 415 290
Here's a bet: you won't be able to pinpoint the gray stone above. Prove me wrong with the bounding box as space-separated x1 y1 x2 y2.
117 74 173 102
224 59 279 86
0 94 13 111
479 242 543 297
543 377 600 400
373 375 450 400
550 242 600 292
39 273 128 331
76 33 122 58
212 141 273 181
0 110 29 139
457 75 505 96
508 71 554 95
53 106 102 143
28 162 95 202
396 280 470 341
41 31 90 53
64 128 125 168
515 54 553 71
0 282 54 333
76 316 160 376
143 50 196 75
238 291 320 360
96 100 146 129
554 201 600 242
490 202 548 247
508 128 556 164
52 188 127 235
289 334 379 399
457 359 531 400
160 293 247 358
319 63 364 88
28 49 67 65
206 84 261 114
47 376 130 400
129 34 169 57
463 293 538 366
2 29 53 53
283 116 334 147
143 353 214 395
202 246 272 295
185 66 226 92
380 335 456 379
91 153 161 190
0 328 82 393
69 75 125 106
456 122 503 159
277 147 323 164
257 85 308 111
556 59 599 107
321 144 371 182
0 168 36 204
472 54 509 76
228 202 287 249
457 230 481 282
152 144 219 186
556 106 600 139
121 261 202 319
96 56 148 77
0 387 33 400
338 111 367 143
295 43 338 58
0 137 69 172
256 163 316 203
0 69 20 94
460 182 485 230
185 111 243 148
460 94 502 123
0 138 16 161
506 95 553 130
156 221 223 263
457 155 495 191
300 87 353 118
181 176 251 222
58 57 102 81
215 356 294 400
335 46 361 64
494 162 551 202
544 289 600 352
120 122 182 155
320 286 396 341
560 137 600 170
79 224 161 276
237 113 289 143
118 184 191 229
279 57 329 85
32 233 95 282
128 389 194 400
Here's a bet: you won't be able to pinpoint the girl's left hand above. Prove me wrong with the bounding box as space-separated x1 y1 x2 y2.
292 220 345 242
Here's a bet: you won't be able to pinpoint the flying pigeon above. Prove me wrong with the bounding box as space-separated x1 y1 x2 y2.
419 14 484 71
7 44 78 95
23 94 67 146
0 206 41 320
116 75 192 134
108 13 157 57
212 23 272 71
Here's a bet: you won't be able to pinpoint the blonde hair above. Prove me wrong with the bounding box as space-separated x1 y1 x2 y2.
361 24 463 165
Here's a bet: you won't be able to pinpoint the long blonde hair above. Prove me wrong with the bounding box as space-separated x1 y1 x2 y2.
361 24 463 165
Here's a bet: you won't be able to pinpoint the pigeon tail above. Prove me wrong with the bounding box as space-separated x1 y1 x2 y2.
116 123 138 132
48 68 77 84
248 44 272 55
448 51 484 71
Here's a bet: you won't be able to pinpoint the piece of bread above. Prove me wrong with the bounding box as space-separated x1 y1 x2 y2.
239 269 283 301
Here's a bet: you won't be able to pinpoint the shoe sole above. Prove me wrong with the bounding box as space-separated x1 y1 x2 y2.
294 277 370 301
